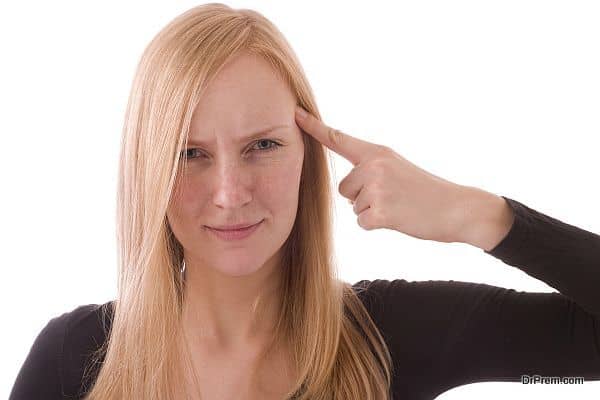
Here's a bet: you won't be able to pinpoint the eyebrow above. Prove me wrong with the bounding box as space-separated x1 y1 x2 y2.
186 124 291 147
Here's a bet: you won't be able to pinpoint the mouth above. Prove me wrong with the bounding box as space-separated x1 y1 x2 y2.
206 220 263 231
204 219 264 241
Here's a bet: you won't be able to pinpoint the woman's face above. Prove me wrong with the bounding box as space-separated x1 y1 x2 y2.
167 52 305 277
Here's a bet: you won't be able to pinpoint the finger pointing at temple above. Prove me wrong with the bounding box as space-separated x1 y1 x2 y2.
293 105 470 244
294 106 383 166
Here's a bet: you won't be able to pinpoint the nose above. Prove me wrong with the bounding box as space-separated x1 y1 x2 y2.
211 159 253 209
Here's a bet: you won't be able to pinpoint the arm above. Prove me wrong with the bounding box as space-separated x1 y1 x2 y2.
353 195 600 399
459 188 600 317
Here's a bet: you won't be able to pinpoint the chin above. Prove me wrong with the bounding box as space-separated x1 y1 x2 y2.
208 254 266 277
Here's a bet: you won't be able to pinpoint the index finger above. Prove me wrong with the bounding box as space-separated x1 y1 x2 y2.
295 106 378 166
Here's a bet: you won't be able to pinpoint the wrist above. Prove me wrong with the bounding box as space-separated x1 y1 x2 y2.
457 186 515 251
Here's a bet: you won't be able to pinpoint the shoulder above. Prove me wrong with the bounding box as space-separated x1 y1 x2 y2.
349 278 501 331
62 301 114 350
10 301 114 400
351 277 499 304
61 300 114 397
351 278 411 307
348 278 499 394
349 279 408 329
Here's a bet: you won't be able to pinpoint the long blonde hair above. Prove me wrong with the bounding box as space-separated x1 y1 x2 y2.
82 3 393 399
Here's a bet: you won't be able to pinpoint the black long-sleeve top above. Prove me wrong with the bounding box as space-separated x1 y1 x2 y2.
9 196 600 399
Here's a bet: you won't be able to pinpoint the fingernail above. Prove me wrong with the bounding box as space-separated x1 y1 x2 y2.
295 106 308 120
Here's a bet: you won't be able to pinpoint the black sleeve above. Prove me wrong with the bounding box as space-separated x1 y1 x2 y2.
9 313 68 400
353 196 600 399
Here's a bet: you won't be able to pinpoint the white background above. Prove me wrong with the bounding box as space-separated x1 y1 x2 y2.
1 1 599 398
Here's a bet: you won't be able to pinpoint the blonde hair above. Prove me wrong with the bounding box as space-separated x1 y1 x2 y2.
82 3 393 399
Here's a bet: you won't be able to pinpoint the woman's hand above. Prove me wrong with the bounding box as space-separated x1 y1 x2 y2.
295 106 472 244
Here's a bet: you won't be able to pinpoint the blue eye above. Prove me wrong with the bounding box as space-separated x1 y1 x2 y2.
251 139 281 153
180 139 282 160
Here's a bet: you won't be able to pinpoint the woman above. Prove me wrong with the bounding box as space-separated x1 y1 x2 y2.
9 3 600 400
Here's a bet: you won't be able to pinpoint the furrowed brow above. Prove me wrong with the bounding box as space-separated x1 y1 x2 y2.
186 124 290 147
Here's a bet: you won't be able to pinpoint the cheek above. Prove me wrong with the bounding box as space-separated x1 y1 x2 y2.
257 156 303 203
167 175 202 222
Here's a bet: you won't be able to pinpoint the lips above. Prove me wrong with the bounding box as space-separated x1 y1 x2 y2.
207 220 263 231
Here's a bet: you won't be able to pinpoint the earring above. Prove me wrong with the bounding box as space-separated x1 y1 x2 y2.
180 260 186 281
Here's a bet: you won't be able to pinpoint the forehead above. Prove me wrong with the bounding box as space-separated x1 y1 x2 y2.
189 53 295 138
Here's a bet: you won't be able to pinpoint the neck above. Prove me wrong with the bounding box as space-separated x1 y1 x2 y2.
180 250 285 351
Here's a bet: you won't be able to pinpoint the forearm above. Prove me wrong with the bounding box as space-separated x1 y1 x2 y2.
457 186 515 251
